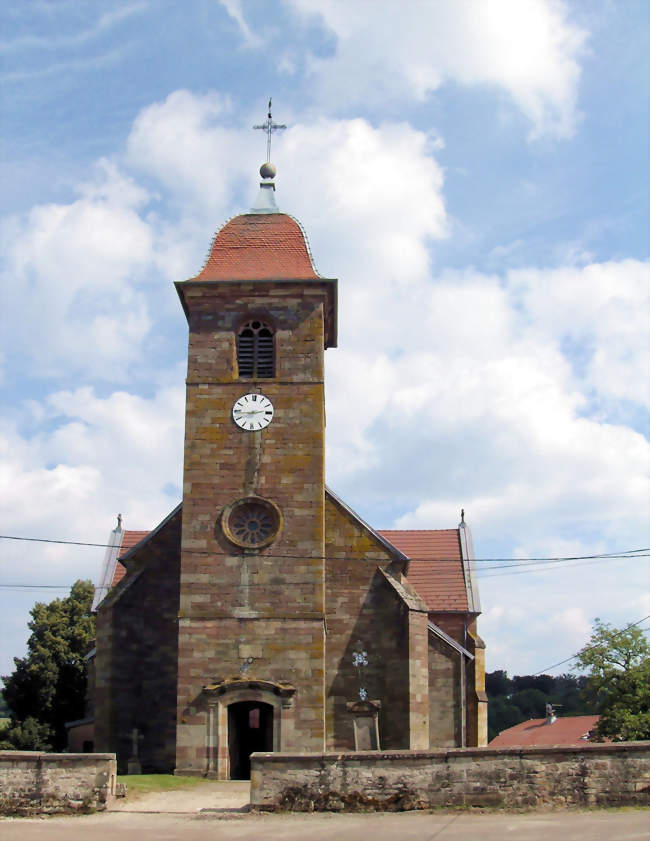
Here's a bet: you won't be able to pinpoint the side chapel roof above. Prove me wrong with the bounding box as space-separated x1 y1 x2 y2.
379 529 472 613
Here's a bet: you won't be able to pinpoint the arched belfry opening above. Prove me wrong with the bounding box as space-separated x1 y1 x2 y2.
228 701 273 780
237 320 275 378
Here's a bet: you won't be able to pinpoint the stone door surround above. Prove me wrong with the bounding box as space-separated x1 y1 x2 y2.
203 678 295 779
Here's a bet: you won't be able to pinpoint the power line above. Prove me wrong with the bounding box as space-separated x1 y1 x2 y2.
0 555 644 591
1 535 114 549
1 533 647 566
532 615 650 676
0 585 84 590
0 549 647 593
478 553 644 578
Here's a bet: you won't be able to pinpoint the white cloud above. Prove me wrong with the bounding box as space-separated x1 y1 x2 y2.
126 90 257 220
282 0 586 138
0 160 154 381
553 606 591 642
328 260 649 556
219 0 262 46
0 3 146 51
1 384 184 560
511 260 650 408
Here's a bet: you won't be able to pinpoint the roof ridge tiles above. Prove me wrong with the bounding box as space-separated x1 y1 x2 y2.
379 528 459 534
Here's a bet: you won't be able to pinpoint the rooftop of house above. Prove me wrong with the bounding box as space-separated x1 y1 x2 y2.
489 714 601 747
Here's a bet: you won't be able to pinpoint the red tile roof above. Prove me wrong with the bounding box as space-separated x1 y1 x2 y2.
194 213 319 281
490 715 600 747
111 530 150 588
378 529 469 612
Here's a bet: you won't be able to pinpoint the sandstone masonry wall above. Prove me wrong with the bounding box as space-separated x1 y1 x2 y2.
0 751 116 815
94 509 181 772
324 496 410 751
250 743 650 811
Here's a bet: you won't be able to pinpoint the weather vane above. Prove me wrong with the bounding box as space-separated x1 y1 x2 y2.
253 98 286 163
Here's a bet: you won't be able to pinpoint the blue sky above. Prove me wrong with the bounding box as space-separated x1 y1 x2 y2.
1 0 648 682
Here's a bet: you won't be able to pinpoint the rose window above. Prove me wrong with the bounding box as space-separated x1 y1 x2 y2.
222 497 281 549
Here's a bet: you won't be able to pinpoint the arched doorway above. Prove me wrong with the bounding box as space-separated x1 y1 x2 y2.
203 679 295 779
227 700 273 779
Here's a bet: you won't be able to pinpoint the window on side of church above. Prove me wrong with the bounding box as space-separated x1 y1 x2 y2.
237 320 274 378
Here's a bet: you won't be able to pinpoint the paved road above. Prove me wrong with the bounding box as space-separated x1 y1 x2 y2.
3 808 649 840
1 783 648 840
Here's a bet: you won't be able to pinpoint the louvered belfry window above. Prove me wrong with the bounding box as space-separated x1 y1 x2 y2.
237 320 274 378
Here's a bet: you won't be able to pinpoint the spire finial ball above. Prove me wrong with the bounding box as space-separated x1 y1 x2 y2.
260 162 277 180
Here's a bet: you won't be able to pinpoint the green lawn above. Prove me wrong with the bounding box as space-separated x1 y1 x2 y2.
116 774 215 795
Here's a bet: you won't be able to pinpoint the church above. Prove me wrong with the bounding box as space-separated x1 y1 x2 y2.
89 150 487 778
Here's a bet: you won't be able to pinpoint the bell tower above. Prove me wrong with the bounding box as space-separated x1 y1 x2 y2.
174 160 337 776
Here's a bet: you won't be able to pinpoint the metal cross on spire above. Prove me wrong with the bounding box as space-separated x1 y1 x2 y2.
253 98 286 163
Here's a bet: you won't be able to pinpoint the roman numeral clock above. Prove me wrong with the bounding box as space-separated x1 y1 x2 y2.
232 393 274 431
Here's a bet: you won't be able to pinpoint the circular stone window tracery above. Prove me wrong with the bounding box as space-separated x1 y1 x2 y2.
222 497 282 549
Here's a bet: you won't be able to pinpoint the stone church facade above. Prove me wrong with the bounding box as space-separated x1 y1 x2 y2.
91 165 487 778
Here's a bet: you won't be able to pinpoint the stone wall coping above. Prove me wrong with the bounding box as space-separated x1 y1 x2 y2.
251 741 650 763
0 751 116 761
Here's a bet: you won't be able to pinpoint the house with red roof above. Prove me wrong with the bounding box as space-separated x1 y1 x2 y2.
87 153 487 778
490 713 600 747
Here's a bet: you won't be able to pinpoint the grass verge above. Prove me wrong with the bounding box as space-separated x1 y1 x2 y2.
116 774 214 796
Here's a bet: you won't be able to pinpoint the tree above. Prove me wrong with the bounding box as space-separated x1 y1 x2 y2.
0 689 10 718
485 669 510 697
1 580 95 751
575 618 650 742
511 674 555 695
0 717 53 751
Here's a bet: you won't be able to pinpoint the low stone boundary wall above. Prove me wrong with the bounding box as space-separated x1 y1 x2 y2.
0 751 117 814
250 742 650 811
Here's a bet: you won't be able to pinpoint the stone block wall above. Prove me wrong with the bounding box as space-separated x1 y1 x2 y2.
250 743 650 811
428 633 462 747
324 496 409 751
94 509 181 772
0 751 116 815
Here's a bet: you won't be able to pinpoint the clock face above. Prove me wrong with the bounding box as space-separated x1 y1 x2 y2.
232 393 274 431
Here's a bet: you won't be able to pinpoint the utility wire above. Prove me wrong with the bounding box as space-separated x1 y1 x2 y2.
479 553 645 578
532 615 650 676
0 553 645 590
0 534 647 565
0 550 647 592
